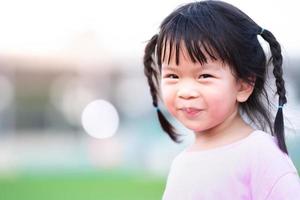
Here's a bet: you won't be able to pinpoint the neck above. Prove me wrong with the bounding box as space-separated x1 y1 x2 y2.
192 109 254 151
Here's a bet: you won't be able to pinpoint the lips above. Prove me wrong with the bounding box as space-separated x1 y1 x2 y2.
179 107 203 118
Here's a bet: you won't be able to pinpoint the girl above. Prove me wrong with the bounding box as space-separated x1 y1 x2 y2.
143 1 300 199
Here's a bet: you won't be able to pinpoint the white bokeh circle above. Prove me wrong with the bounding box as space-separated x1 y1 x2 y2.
81 99 119 139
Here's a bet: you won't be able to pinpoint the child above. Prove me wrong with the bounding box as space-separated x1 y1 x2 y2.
143 1 300 199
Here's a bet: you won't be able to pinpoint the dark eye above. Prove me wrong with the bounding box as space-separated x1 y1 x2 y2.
165 74 179 79
199 74 213 79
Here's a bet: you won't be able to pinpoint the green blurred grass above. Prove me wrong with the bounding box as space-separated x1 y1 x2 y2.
0 171 165 200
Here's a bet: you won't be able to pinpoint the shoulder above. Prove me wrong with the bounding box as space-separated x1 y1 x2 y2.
266 172 300 200
249 130 296 171
249 130 300 199
249 130 278 148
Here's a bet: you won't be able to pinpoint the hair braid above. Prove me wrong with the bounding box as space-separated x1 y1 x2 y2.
260 29 288 154
143 35 181 142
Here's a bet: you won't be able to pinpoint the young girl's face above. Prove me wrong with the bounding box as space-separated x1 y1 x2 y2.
160 48 242 133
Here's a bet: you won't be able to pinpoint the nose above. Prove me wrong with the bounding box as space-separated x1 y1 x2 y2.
177 81 200 99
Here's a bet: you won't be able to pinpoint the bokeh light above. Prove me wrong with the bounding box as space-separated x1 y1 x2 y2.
81 99 119 139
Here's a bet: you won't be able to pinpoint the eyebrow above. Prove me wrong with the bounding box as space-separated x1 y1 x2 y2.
161 66 179 71
161 64 220 71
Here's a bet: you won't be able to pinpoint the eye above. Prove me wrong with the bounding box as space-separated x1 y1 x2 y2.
164 74 179 79
199 74 213 79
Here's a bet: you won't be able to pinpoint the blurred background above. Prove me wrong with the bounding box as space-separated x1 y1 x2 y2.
0 0 299 199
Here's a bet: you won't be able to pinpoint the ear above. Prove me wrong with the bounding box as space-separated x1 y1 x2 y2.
236 78 255 103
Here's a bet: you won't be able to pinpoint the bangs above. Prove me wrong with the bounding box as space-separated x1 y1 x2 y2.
158 34 219 66
156 3 234 68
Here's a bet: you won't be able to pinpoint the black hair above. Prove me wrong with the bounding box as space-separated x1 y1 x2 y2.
143 0 288 153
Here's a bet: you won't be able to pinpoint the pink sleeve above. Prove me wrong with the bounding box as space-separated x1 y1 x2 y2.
266 172 300 200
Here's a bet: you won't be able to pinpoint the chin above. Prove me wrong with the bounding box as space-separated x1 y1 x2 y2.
183 123 214 133
184 125 205 132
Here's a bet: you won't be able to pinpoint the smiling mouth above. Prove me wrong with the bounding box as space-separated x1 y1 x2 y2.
180 107 203 117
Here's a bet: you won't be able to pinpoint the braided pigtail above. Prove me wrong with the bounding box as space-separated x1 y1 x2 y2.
143 35 180 142
260 28 288 154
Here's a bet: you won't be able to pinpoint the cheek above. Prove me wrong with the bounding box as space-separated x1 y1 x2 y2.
207 89 237 116
210 99 228 117
160 85 177 114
